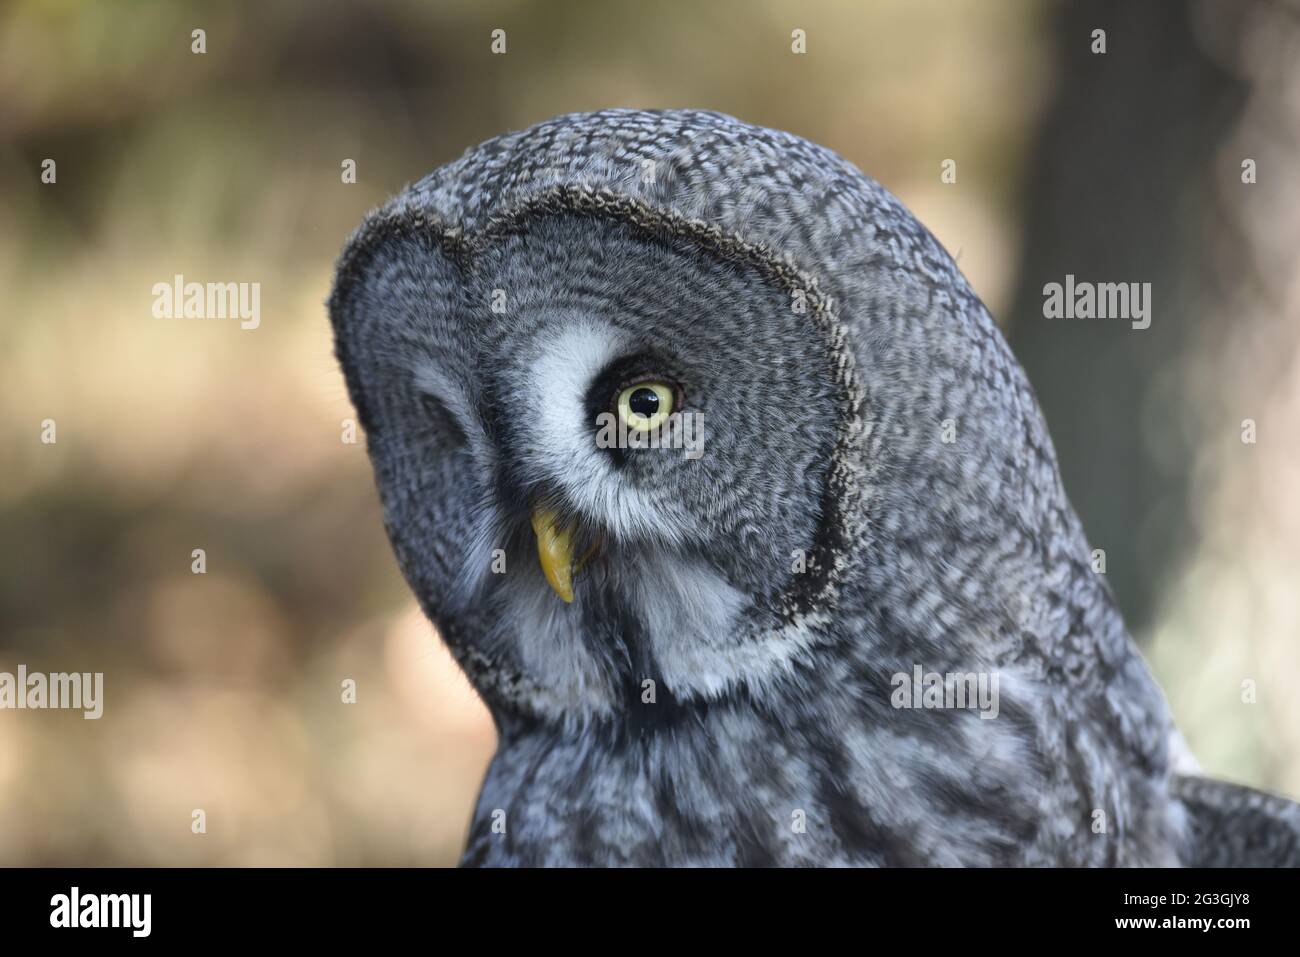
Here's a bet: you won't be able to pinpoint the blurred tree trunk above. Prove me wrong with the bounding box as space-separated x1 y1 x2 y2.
1005 0 1251 636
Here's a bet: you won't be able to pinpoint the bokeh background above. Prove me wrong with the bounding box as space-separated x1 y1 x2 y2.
2 0 1298 865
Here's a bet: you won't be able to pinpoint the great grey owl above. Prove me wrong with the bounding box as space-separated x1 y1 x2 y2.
329 109 1300 867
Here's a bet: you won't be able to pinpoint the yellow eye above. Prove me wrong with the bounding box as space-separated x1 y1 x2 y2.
617 382 674 432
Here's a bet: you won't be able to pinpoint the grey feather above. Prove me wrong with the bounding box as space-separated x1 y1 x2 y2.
328 109 1299 866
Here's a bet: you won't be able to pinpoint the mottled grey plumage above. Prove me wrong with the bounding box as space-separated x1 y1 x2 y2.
329 109 1300 866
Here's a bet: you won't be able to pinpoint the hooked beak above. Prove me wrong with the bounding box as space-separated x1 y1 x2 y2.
531 507 577 603
530 507 599 603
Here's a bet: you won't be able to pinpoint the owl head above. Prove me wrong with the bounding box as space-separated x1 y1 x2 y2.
329 110 1095 729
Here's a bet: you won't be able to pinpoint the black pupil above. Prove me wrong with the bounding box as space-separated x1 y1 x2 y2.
628 387 660 418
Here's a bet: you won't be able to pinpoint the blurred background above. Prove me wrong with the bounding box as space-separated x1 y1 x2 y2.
1 0 1297 865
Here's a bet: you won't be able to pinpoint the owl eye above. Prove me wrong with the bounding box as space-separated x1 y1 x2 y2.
616 382 674 432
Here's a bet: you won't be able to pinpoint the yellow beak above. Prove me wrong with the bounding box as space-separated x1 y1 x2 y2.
531 507 578 602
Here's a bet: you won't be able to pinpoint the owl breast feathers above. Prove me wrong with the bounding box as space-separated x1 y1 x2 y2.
329 109 1300 867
